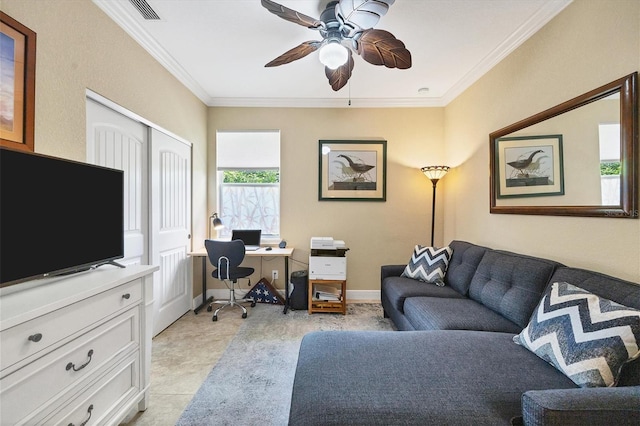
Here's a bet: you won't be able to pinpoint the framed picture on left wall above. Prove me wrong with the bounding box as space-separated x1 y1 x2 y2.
0 12 36 152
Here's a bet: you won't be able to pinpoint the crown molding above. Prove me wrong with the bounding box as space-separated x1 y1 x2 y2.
94 0 572 109
206 96 445 108
441 0 573 105
92 0 211 104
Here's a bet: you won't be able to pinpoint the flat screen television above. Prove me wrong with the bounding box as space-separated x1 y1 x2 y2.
0 147 125 287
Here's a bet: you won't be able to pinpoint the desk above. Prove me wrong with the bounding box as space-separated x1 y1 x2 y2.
189 246 295 314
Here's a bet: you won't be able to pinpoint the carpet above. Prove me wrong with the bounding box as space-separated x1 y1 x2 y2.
175 303 395 425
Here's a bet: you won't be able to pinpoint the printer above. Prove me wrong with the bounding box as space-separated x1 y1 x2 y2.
309 237 348 280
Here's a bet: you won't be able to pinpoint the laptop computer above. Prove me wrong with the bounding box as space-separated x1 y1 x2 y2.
231 229 262 251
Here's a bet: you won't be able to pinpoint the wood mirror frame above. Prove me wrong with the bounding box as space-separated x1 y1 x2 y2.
490 72 638 218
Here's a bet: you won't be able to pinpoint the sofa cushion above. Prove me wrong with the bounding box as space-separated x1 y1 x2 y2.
404 297 522 333
382 276 465 314
468 250 562 328
289 330 576 426
514 282 640 388
445 240 491 295
548 267 640 386
401 245 452 283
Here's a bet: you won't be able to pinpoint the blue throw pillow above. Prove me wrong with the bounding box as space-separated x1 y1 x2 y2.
514 281 640 387
401 245 452 285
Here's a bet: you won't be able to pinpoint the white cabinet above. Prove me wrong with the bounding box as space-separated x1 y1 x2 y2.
0 265 157 425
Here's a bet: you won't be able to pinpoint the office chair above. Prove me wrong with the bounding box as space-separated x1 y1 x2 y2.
205 239 256 321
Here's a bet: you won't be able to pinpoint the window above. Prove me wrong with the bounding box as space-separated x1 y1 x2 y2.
216 131 280 239
598 123 620 205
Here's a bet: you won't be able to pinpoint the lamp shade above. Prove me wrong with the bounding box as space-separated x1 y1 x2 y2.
319 41 348 69
208 212 223 240
421 165 450 182
211 213 223 230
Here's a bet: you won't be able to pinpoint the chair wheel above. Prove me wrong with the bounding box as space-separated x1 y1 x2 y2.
242 312 247 319
207 305 212 312
251 301 256 307
212 315 218 321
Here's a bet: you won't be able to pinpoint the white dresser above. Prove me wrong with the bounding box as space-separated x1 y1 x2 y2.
0 265 157 425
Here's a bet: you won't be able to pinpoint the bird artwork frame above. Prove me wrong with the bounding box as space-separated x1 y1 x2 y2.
318 140 386 201
494 134 564 199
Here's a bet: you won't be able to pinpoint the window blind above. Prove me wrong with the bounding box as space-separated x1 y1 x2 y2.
216 131 280 170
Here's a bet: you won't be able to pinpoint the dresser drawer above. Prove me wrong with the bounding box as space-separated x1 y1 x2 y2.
0 279 141 372
0 308 139 426
41 354 139 426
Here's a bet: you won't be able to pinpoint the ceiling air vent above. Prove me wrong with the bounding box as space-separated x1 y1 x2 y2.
128 0 161 20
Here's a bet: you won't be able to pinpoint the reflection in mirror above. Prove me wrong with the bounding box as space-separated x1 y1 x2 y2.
490 73 637 218
598 119 620 205
499 93 619 206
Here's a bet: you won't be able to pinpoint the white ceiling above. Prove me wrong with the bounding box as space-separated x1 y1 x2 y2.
93 0 572 108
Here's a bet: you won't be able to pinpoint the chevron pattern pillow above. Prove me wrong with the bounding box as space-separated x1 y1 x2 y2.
401 245 452 284
514 281 640 388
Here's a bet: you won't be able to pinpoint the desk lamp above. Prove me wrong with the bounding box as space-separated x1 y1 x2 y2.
421 166 450 246
208 212 223 239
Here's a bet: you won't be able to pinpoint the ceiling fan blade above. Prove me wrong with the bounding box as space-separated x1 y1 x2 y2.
356 29 411 69
265 41 322 67
325 51 355 91
261 0 323 29
336 0 395 37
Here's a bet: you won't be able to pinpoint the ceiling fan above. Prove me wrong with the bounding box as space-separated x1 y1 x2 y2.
262 0 412 91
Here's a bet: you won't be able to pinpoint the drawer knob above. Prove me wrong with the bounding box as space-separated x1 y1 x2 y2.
65 349 94 372
28 333 43 342
122 293 131 299
68 404 93 426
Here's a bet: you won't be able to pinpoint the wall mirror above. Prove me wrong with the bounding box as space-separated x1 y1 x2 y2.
490 72 638 218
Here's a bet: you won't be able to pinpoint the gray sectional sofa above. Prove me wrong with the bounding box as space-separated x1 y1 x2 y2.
288 240 640 425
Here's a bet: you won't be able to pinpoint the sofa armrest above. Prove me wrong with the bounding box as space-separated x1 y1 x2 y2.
381 265 405 282
521 386 640 426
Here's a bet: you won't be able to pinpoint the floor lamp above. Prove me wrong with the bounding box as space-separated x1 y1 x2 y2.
421 166 450 246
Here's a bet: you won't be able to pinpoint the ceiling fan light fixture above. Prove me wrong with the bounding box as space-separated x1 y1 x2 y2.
318 41 348 70
262 0 410 90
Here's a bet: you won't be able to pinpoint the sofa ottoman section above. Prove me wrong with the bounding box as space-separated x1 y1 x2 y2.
288 330 577 426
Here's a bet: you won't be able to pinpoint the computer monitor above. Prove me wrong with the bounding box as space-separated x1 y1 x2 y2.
231 229 262 251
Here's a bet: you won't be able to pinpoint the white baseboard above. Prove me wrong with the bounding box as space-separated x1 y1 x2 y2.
192 288 381 309
345 290 381 302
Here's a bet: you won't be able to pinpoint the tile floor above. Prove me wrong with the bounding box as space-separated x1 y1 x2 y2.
121 307 246 425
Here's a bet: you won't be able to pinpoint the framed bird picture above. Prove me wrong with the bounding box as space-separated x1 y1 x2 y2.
494 134 564 199
318 140 386 201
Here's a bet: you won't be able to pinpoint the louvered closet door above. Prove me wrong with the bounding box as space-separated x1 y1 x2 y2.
150 128 192 335
86 98 148 266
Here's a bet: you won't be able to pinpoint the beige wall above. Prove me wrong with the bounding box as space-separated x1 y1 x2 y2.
2 0 209 243
207 107 445 294
444 0 640 282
